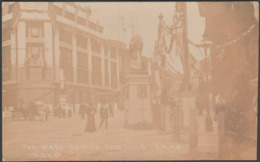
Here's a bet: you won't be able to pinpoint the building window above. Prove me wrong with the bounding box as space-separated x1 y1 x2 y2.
91 37 101 53
110 46 116 59
104 43 108 56
2 66 11 82
54 6 62 15
60 47 73 82
59 27 72 43
98 26 103 33
77 69 88 84
26 22 44 38
2 45 11 81
88 21 96 31
63 68 73 82
77 52 88 84
77 35 88 49
2 23 11 42
2 2 10 15
138 85 147 98
26 43 45 67
92 56 102 86
105 60 109 87
65 11 74 21
111 62 117 88
77 52 88 68
77 16 85 26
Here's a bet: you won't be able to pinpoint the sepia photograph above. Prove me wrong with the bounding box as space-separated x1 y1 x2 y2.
2 1 259 161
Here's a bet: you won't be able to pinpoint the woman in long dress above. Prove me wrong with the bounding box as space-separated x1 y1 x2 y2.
85 103 96 132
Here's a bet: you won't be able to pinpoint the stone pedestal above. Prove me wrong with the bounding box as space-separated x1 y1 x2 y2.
124 74 152 127
181 94 196 130
180 92 198 158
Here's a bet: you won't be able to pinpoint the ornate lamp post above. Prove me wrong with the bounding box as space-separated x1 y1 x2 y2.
200 39 213 132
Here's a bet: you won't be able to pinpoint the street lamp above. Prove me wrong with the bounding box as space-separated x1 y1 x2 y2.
200 38 213 132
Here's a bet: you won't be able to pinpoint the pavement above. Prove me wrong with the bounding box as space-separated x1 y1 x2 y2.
3 110 219 161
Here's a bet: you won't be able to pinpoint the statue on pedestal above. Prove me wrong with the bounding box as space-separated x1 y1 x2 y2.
128 34 143 71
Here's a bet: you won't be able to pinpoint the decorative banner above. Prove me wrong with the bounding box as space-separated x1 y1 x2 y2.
188 23 257 57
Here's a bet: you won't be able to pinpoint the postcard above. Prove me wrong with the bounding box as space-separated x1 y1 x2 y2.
2 1 258 161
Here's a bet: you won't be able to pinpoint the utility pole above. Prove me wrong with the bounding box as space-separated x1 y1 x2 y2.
178 2 197 158
201 41 213 132
182 2 190 92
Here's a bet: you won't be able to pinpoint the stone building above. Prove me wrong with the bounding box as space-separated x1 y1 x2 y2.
2 2 128 110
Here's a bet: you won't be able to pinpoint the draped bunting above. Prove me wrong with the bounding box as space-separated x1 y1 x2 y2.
188 23 257 59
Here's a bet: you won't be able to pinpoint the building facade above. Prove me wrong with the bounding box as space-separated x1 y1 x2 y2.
2 2 128 108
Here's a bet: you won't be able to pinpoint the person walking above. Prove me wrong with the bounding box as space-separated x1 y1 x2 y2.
85 103 96 132
100 103 109 129
44 106 49 121
108 103 114 117
79 104 84 119
28 102 34 121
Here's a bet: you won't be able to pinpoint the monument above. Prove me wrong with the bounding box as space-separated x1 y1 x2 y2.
124 34 152 129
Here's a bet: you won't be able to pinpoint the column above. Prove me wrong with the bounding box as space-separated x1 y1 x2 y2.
16 21 26 106
11 29 16 80
87 36 92 85
44 22 53 79
101 42 105 87
17 21 26 66
116 49 120 89
108 47 111 88
53 28 60 82
72 32 77 83
44 22 53 66
17 21 26 79
53 27 60 106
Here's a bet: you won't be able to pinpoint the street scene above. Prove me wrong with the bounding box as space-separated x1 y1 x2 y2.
2 2 259 161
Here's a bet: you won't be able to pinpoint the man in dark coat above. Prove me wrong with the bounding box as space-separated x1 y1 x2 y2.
108 103 114 117
100 103 109 129
79 104 85 119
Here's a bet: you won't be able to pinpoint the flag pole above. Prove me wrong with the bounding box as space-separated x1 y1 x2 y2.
117 4 119 41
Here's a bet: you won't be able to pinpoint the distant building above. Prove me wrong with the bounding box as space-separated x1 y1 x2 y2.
2 2 128 107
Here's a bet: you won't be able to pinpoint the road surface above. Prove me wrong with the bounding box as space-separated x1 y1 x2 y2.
3 110 218 161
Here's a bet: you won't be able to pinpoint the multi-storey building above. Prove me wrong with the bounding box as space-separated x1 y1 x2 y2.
2 2 128 108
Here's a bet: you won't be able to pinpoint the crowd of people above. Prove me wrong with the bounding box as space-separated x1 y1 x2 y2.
3 101 75 122
7 102 51 122
53 104 73 118
3 101 117 133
